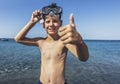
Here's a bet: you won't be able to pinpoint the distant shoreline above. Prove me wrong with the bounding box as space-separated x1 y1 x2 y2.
0 38 120 41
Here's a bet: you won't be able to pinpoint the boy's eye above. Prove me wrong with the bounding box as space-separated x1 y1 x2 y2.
53 20 58 23
45 20 58 23
45 20 50 23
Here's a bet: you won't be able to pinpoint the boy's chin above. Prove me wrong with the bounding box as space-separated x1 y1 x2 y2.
48 32 58 36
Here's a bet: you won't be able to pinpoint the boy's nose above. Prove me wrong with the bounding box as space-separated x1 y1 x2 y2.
49 21 53 26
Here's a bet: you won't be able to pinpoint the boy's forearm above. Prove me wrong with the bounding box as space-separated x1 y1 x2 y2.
76 40 89 61
15 21 36 42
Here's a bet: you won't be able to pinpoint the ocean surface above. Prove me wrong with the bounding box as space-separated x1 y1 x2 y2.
0 39 120 84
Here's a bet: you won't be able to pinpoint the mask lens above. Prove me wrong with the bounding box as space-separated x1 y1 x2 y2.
52 7 61 14
42 6 62 15
42 7 51 14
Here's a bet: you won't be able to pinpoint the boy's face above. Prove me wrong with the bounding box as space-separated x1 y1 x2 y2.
43 16 61 36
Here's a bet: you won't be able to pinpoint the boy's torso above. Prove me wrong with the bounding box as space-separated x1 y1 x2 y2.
37 39 68 84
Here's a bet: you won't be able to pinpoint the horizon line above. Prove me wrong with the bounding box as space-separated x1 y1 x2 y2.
0 38 120 41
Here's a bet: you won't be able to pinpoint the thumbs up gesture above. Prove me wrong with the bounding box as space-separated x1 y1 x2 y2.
59 14 83 44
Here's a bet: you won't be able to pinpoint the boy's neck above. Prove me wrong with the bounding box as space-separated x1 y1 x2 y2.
46 34 60 42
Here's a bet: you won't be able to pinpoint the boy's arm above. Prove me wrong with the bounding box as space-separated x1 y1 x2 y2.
59 14 89 61
64 37 89 61
15 10 42 46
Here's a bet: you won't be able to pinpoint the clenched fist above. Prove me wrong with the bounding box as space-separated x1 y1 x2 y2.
59 14 83 44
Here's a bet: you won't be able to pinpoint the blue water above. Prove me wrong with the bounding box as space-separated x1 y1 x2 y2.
0 39 120 84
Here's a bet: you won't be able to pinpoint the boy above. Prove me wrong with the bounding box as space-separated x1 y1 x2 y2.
15 3 89 84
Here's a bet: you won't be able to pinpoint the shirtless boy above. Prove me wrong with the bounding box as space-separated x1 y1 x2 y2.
15 3 89 84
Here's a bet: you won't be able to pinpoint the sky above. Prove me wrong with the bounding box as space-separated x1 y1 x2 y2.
0 0 120 40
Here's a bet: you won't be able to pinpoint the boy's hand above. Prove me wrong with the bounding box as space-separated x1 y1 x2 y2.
31 10 42 23
59 14 83 44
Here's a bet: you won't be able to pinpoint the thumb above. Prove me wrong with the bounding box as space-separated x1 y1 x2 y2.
69 13 75 27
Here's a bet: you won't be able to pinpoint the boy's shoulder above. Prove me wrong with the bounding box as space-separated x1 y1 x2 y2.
35 37 46 47
36 37 46 42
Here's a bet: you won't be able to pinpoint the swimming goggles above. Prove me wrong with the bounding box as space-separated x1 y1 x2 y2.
42 4 62 15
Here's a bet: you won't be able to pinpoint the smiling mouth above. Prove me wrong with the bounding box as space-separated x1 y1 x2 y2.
48 27 56 32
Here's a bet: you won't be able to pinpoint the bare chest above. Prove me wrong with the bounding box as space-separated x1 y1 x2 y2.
40 41 67 60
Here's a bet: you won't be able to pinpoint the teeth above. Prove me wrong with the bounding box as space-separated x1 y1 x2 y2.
49 28 55 30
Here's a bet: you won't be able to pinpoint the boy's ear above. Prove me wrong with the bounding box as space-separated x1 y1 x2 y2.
42 22 45 28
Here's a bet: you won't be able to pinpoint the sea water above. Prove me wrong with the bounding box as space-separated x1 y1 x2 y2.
0 39 120 84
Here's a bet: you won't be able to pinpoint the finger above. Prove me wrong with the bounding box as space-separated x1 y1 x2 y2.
59 29 67 37
36 10 41 18
33 10 39 16
37 10 41 15
60 34 68 41
69 13 75 27
32 10 40 18
59 25 69 32
37 10 40 15
35 10 38 15
59 25 71 37
32 10 37 17
60 32 72 41
62 37 73 44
